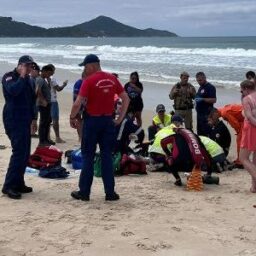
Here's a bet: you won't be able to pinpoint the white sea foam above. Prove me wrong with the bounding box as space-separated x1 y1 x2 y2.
0 40 254 89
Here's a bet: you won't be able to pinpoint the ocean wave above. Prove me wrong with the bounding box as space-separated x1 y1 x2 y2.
1 43 256 57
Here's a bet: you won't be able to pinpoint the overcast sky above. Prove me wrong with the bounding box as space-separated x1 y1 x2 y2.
1 0 255 36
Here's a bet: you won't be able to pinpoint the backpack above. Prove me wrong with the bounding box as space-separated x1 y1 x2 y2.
39 165 70 179
71 149 83 170
120 154 147 175
28 146 63 169
94 152 122 177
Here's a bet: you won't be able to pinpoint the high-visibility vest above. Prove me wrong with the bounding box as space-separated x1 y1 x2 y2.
199 136 224 158
152 114 171 129
149 124 176 155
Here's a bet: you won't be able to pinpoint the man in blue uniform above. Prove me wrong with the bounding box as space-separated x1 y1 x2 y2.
1 55 37 199
195 72 217 136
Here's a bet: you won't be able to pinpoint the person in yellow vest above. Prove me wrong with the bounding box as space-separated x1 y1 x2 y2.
199 136 227 172
148 115 184 169
148 104 172 140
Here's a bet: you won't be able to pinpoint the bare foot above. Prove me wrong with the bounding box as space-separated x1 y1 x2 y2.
250 187 256 193
56 138 66 143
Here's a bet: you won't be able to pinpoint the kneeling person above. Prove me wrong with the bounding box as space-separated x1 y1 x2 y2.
115 108 145 154
161 127 212 186
199 136 227 172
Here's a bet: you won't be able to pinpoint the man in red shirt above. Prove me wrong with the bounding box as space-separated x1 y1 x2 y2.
69 54 129 201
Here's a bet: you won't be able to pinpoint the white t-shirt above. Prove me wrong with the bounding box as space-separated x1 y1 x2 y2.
50 77 58 102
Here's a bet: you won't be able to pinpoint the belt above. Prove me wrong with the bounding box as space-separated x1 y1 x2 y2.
84 112 113 117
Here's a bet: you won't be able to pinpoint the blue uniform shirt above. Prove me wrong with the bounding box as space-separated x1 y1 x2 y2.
195 82 216 114
73 79 83 102
2 69 36 124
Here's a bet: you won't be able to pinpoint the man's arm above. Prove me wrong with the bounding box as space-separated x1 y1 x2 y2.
203 98 217 104
53 80 68 92
69 95 86 128
189 84 197 98
160 136 175 156
2 77 27 96
204 85 217 104
114 91 130 126
36 79 48 107
169 85 179 100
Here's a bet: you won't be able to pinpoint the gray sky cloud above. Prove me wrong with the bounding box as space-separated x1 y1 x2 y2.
0 0 255 36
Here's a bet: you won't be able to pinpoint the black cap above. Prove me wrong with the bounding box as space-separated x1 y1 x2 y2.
18 55 34 65
171 114 184 123
32 62 40 71
78 54 100 66
156 104 165 113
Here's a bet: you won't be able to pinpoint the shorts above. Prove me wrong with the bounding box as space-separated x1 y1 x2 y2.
51 101 59 120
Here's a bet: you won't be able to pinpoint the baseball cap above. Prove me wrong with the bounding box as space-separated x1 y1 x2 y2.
156 104 166 113
180 71 189 77
171 114 184 123
78 54 100 66
18 55 34 65
32 62 40 71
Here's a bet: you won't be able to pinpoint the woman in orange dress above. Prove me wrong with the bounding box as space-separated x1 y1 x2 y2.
239 80 256 192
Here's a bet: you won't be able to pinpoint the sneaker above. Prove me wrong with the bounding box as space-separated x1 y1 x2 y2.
71 191 90 201
105 192 120 201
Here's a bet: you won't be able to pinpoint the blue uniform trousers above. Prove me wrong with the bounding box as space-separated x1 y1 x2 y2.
197 113 211 136
79 116 116 196
3 121 31 190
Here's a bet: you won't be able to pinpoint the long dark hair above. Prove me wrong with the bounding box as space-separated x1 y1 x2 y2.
130 71 140 83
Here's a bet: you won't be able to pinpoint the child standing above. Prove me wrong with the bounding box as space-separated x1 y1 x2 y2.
239 80 256 192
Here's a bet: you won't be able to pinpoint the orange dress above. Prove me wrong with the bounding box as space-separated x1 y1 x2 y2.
240 93 256 151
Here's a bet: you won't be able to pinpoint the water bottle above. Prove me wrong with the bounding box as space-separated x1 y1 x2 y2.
25 167 39 175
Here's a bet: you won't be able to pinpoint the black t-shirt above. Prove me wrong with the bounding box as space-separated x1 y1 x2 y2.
209 120 231 155
124 82 143 110
195 82 216 114
124 82 143 98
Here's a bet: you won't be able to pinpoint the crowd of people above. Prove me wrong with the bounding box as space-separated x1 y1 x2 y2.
1 53 256 201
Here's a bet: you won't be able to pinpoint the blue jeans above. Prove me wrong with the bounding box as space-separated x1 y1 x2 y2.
51 101 59 120
79 116 116 196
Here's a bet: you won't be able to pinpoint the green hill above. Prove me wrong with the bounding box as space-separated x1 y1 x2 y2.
0 16 177 37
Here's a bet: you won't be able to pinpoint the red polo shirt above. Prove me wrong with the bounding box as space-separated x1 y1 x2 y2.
79 71 124 116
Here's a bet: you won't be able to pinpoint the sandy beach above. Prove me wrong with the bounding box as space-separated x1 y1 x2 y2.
0 63 256 256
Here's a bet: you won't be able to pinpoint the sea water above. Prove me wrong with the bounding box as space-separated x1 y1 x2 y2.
0 37 254 108
0 37 255 87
